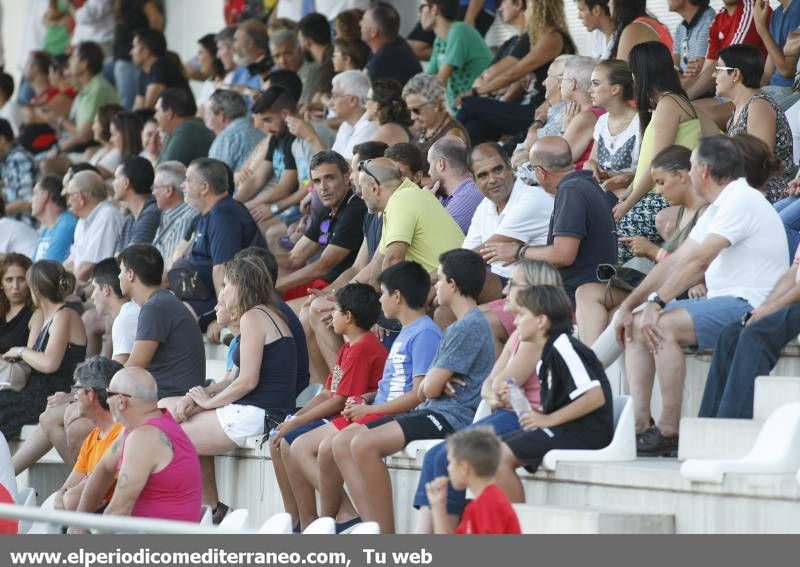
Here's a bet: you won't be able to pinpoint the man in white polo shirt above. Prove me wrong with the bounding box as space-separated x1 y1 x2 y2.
63 170 123 290
615 135 789 457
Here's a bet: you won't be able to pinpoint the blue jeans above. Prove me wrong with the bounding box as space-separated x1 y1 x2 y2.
774 196 800 261
412 409 520 515
114 59 141 110
699 302 800 419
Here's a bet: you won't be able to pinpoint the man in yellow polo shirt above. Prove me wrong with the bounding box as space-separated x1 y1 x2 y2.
357 157 464 274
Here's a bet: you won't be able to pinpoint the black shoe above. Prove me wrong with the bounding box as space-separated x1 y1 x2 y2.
636 425 678 457
334 516 362 534
211 501 230 524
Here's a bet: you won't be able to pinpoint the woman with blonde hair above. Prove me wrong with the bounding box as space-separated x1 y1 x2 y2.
457 0 576 145
414 260 563 533
403 73 469 158
0 260 86 438
163 255 297 515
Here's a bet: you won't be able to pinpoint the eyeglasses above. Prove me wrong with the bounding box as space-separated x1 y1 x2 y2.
713 66 736 75
107 390 132 399
358 159 381 186
530 164 550 176
408 102 430 116
151 184 172 192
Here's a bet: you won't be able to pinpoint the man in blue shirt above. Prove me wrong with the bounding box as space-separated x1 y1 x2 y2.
181 158 260 321
32 175 78 263
206 89 265 175
755 0 800 95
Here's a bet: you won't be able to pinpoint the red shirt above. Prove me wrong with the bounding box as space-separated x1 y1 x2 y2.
706 0 768 60
455 484 521 535
326 332 387 400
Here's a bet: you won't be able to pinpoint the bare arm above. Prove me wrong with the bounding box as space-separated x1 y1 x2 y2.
420 367 456 400
478 31 563 95
125 339 159 371
381 241 409 271
562 111 597 164
745 98 777 151
103 428 162 518
686 60 716 100
15 310 71 373
521 235 580 268
236 160 274 203
275 244 351 293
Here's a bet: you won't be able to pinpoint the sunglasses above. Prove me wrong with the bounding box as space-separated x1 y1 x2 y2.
408 102 431 116
358 159 381 186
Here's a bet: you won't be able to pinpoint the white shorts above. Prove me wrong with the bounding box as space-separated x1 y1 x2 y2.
216 404 265 447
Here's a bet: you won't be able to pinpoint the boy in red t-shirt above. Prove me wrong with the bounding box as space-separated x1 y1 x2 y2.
269 283 387 531
426 428 521 535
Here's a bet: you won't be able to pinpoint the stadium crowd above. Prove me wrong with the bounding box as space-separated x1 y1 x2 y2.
1 0 800 534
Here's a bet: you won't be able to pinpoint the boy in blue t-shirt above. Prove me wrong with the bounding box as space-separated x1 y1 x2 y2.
336 249 496 534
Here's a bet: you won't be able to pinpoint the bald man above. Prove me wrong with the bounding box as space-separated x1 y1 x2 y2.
357 157 465 276
63 170 123 286
70 368 202 529
481 136 617 304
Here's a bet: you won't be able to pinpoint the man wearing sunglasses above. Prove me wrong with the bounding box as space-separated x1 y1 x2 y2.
70 367 202 526
53 357 123 513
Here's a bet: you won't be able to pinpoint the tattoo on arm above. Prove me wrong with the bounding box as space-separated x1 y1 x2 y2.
158 431 173 451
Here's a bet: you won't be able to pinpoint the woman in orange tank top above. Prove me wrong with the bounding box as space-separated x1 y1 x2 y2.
610 0 673 62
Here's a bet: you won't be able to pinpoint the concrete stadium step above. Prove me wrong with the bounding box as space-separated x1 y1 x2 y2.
754 376 800 421
678 418 763 461
204 341 228 362
512 503 675 534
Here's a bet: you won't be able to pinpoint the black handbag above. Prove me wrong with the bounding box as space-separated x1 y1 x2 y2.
167 258 211 301
596 263 647 292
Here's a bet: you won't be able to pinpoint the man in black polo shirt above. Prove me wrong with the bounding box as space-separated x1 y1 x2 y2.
481 136 617 304
274 151 366 300
131 29 192 111
361 2 422 85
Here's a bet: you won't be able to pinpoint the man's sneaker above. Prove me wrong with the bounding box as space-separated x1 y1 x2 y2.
636 425 678 457
212 501 230 524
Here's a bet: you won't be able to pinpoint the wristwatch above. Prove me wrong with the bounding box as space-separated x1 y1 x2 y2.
270 203 280 214
647 292 667 309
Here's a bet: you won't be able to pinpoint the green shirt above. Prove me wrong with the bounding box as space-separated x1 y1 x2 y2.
74 75 120 130
158 118 217 166
379 179 465 273
425 22 493 114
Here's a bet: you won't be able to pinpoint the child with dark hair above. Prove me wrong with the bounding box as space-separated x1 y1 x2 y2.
426 427 521 534
333 249 496 534
494 285 613 502
269 282 388 531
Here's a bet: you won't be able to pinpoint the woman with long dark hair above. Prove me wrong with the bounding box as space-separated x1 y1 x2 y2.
0 261 86 439
110 111 144 160
197 33 230 118
0 254 38 355
365 79 413 146
609 0 672 62
614 42 713 264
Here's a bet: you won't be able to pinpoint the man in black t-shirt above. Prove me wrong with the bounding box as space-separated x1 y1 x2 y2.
131 29 192 111
273 151 366 300
481 137 617 305
361 2 422 85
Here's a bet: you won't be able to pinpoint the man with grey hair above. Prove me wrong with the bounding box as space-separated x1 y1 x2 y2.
181 158 261 319
151 161 197 267
269 29 321 105
329 70 378 159
70 367 202 527
559 55 605 168
206 89 264 174
481 136 616 305
231 18 271 96
53 357 124 512
63 170 123 287
427 136 483 234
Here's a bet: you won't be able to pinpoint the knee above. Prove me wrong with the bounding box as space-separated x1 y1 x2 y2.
317 437 334 464
62 486 81 511
331 431 354 463
39 406 61 429
349 432 377 461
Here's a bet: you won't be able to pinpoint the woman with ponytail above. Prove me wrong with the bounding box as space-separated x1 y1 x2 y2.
365 78 414 146
0 261 87 438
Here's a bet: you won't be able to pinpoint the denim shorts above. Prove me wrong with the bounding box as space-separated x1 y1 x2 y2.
276 204 302 226
662 296 752 351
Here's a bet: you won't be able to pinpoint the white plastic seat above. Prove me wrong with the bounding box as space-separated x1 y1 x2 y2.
296 384 323 408
259 512 293 534
218 508 249 531
303 517 335 534
541 395 635 471
347 521 380 534
681 402 800 483
401 400 492 459
16 487 36 534
25 492 62 534
199 505 213 526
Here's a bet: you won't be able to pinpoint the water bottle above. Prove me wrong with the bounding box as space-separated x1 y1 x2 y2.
505 378 531 417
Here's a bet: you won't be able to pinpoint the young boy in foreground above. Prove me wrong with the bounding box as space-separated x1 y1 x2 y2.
426 427 521 534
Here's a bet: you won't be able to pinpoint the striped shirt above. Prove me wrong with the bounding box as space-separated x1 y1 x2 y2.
152 201 197 265
706 0 767 61
0 145 36 212
673 7 716 72
438 177 484 236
